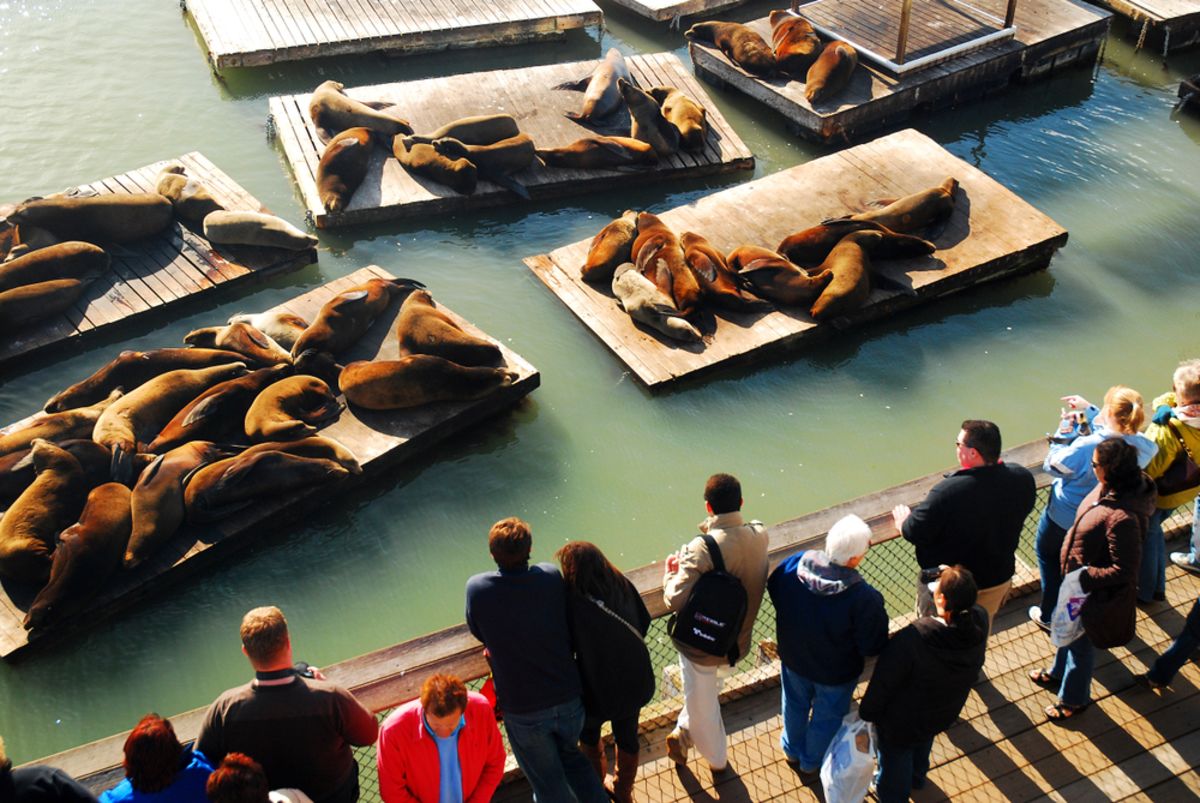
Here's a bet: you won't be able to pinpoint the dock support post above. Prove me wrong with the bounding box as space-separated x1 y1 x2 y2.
1003 0 1018 29
897 0 913 64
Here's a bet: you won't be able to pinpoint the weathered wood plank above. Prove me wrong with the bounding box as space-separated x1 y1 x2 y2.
600 0 745 22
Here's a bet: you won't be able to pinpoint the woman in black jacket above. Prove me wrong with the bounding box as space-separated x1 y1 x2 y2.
558 541 654 803
860 565 988 803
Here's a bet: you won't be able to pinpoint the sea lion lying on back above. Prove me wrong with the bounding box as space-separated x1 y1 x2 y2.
0 390 123 457
0 242 109 293
843 177 959 236
44 348 247 413
536 137 658 170
394 139 478 195
227 310 309 351
0 440 87 584
612 263 702 344
554 47 632 126
9 194 175 244
619 80 680 158
631 212 702 319
685 21 777 78
396 290 502 367
806 41 858 105
308 80 413 142
769 10 822 77
155 164 225 225
581 210 639 283
146 364 293 453
244 375 342 442
317 127 376 215
407 115 520 147
183 449 351 524
0 280 93 332
680 232 772 313
203 210 318 251
340 355 517 411
184 322 292 366
646 87 708 152
290 277 423 358
729 245 832 306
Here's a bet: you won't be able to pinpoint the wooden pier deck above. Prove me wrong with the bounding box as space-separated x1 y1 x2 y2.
0 153 315 372
268 52 754 229
524 128 1068 391
689 0 1110 143
600 0 744 23
0 266 539 660
1094 0 1200 52
183 0 602 70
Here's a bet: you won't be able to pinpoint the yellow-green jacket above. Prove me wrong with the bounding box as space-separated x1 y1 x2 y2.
1144 391 1200 510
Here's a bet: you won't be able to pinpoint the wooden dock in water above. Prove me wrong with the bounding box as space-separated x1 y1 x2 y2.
0 153 315 372
524 128 1068 391
601 0 744 23
0 266 539 660
689 0 1110 143
268 52 754 229
184 0 603 70
1094 0 1200 53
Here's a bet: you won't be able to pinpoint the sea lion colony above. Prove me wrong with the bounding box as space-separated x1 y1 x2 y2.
0 281 516 634
579 178 958 344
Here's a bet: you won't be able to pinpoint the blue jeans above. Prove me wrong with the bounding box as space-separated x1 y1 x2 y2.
1178 501 1200 565
874 734 934 802
503 698 609 803
779 665 856 771
1035 508 1069 623
1049 634 1095 706
1138 508 1169 602
1148 596 1200 685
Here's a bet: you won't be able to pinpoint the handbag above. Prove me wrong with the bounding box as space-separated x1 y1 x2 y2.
1154 423 1200 497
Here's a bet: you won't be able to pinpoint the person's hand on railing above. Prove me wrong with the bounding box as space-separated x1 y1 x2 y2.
892 504 911 532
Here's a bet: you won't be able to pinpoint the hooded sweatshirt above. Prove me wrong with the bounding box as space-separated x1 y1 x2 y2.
767 550 888 686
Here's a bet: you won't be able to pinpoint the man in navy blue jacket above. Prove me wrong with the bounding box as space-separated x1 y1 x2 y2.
767 514 888 775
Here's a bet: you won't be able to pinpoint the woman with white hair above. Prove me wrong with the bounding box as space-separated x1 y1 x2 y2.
766 514 889 776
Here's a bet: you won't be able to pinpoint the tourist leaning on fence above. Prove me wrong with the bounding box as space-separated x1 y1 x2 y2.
892 419 1036 632
1029 386 1157 632
206 753 313 803
1028 439 1154 722
766 514 887 777
0 735 98 803
99 713 212 803
661 473 769 776
859 565 988 803
376 673 505 803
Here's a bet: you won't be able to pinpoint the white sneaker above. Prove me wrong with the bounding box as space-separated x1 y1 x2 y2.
1170 552 1200 575
1028 606 1050 632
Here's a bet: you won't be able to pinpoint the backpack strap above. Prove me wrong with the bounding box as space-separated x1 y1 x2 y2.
701 533 725 573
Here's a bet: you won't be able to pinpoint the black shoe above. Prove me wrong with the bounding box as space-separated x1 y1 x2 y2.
1154 591 1167 602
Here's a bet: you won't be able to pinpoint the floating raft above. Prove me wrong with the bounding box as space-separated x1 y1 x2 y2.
184 0 602 70
0 153 316 371
602 0 745 23
0 266 539 660
1094 0 1200 52
268 52 754 228
689 0 1110 143
524 128 1068 391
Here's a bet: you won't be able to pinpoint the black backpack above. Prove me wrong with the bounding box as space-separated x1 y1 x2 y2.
667 534 748 666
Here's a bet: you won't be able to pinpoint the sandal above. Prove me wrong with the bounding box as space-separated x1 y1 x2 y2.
1045 701 1089 722
1028 669 1059 688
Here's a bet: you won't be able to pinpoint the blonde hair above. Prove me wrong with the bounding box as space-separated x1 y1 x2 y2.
240 606 289 663
1102 385 1145 434
1174 359 1200 404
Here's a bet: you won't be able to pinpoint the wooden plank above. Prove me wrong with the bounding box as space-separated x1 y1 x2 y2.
600 0 745 22
523 128 1068 391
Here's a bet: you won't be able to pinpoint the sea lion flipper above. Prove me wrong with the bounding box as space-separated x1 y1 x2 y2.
181 395 224 428
139 453 166 485
553 75 591 92
487 174 531 200
336 289 370 304
820 215 853 226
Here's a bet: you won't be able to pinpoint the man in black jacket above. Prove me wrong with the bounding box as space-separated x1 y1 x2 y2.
0 737 98 803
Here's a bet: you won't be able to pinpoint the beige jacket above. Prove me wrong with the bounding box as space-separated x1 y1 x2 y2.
663 511 770 666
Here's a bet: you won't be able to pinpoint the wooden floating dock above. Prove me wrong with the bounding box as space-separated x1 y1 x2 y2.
689 0 1111 143
0 266 539 660
0 153 315 372
268 52 754 228
184 0 603 70
524 128 1068 391
1093 0 1200 53
599 0 745 23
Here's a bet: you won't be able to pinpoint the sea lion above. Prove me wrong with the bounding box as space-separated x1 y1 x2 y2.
769 10 822 77
808 230 881 320
394 139 477 195
680 232 772 313
146 364 293 453
0 279 97 332
612 263 702 343
308 80 413 141
340 355 517 411
728 245 832 305
23 482 132 631
396 290 503 367
183 322 292 366
631 212 702 319
0 241 109 293
778 220 936 266
244 375 342 442
535 137 658 170
290 277 422 357
0 439 112 509
430 134 535 199
554 47 632 126
316 127 375 214
646 87 708 152
236 436 362 475
408 115 520 147
0 440 86 584
8 194 174 245
292 349 344 390
618 80 680 158
227 310 310 351
44 348 247 413
183 450 351 523
685 21 777 78
202 210 318 251
125 441 232 568
93 362 249 483
0 205 16 262
805 41 858 105
581 210 639 283
155 164 225 225
7 222 61 259
843 177 959 236
0 390 123 457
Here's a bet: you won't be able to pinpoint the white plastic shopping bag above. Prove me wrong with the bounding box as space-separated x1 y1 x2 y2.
820 711 877 803
1050 567 1090 648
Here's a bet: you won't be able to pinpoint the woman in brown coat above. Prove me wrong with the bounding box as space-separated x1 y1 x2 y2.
1029 439 1156 720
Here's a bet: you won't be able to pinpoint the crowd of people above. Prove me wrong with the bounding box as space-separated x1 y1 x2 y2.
6 358 1200 803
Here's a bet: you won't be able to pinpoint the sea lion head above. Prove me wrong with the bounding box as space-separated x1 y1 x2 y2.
293 349 345 390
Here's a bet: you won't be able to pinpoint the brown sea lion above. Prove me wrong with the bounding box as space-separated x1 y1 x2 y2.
7 221 61 259
394 139 478 195
155 164 225 225
23 482 132 631
778 220 936 266
631 212 702 319
844 177 959 236
292 349 344 390
183 322 292 366
0 439 112 508
581 210 639 283
8 194 174 245
0 390 123 458
308 80 413 142
396 290 503 367
340 355 517 411
0 205 16 262
145 365 293 453
808 231 882 320
317 127 375 214
769 10 822 78
290 277 422 358
729 245 832 305
611 263 702 344
408 115 520 147
0 440 86 584
0 279 92 332
44 348 247 413
236 436 362 475
0 241 109 293
646 87 708 152
244 375 342 442
183 450 351 523
806 41 858 105
535 137 658 170
554 47 632 126
227 310 310 351
618 80 680 158
431 134 535 199
685 21 777 78
202 210 318 251
680 232 772 313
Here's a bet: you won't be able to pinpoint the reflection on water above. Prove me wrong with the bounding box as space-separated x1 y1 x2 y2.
1 0 1199 764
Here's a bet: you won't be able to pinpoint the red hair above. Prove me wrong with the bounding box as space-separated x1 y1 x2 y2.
206 753 270 803
123 713 183 793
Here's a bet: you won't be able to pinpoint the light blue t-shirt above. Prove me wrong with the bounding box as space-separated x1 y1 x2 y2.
425 714 465 803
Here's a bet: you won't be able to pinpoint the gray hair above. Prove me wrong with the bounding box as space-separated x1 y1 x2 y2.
826 514 872 566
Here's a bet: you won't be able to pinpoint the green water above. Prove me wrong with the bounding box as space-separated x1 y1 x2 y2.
1 0 1199 764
